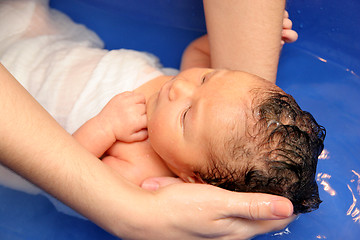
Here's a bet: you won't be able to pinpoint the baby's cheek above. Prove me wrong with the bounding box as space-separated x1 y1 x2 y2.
147 119 159 141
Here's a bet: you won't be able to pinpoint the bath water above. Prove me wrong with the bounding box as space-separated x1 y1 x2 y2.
1 44 359 240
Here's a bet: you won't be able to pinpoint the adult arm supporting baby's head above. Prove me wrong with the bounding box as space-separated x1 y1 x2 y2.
0 63 295 239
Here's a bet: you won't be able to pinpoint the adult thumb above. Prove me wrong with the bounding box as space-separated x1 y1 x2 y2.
221 192 294 220
141 177 185 191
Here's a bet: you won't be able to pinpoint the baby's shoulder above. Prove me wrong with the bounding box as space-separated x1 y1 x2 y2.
104 140 174 185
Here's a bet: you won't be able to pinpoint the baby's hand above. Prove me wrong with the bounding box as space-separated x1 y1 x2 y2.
99 91 148 143
282 10 298 45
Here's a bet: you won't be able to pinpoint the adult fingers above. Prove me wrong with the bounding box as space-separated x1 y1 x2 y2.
220 215 297 239
157 183 293 220
245 215 297 236
218 191 293 220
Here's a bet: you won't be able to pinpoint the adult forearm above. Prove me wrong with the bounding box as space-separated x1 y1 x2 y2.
203 0 285 83
0 64 144 236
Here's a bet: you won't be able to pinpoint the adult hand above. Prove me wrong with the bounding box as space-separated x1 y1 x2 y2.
136 177 295 240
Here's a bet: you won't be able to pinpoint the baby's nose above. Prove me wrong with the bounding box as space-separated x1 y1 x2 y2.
168 79 195 101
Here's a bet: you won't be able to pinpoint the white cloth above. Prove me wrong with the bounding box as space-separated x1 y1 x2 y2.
0 0 177 218
0 0 170 133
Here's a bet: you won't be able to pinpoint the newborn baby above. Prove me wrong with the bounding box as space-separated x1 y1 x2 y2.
74 67 325 214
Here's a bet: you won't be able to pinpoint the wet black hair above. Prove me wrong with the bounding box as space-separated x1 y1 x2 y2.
198 90 325 214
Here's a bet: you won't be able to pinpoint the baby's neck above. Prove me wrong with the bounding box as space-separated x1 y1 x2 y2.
105 139 175 186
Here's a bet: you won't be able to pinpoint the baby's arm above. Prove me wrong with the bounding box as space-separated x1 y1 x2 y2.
180 35 210 71
73 92 147 158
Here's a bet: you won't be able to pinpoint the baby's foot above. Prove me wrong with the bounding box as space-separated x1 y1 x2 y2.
282 11 298 45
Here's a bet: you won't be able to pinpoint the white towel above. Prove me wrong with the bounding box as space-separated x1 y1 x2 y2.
0 0 175 218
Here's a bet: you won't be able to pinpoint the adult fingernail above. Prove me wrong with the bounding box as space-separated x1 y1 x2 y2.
141 180 159 191
271 200 293 218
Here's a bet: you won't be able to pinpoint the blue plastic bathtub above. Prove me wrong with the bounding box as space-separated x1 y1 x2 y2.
0 0 359 239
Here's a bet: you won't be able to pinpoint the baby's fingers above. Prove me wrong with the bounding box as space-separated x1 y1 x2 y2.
123 114 148 142
282 11 298 45
283 17 293 30
129 91 146 104
136 113 147 130
284 10 289 19
130 92 147 116
129 128 148 142
282 29 298 44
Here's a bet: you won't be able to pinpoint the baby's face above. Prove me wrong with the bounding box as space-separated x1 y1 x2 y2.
146 68 274 182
